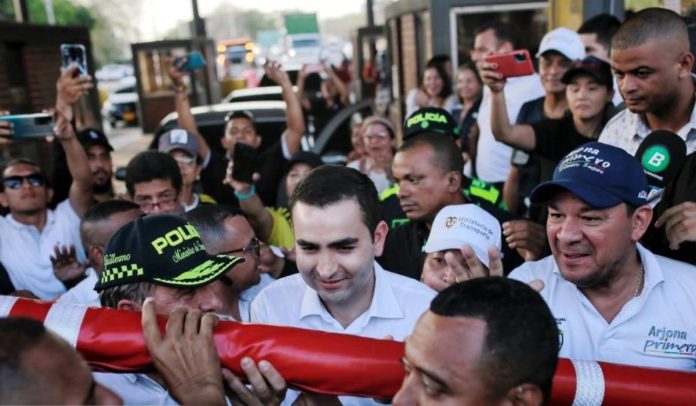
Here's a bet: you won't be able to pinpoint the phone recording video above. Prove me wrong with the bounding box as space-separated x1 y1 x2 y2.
61 44 88 77
232 142 258 184
484 49 535 78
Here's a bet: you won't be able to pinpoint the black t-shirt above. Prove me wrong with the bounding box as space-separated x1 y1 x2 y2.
200 140 287 207
0 262 15 295
532 113 595 162
376 198 526 280
307 96 351 153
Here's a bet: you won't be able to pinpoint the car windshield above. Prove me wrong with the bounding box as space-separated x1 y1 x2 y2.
115 86 135 94
293 38 319 48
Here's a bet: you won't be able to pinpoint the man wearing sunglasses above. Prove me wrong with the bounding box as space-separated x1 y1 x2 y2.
0 114 94 299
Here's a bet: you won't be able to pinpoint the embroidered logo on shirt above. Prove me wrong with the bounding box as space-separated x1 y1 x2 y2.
643 326 696 357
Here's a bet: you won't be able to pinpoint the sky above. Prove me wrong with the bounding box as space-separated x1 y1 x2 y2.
140 0 367 41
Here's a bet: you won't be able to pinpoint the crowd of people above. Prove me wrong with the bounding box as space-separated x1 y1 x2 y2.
1 6 696 406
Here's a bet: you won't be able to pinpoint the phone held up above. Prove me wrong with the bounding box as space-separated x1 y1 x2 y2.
484 49 535 78
0 113 55 139
61 44 88 77
232 142 258 184
174 51 207 72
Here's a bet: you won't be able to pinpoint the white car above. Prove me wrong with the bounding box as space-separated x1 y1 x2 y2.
102 76 138 126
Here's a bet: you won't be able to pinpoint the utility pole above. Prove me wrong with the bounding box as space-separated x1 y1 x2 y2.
191 0 207 38
12 0 29 23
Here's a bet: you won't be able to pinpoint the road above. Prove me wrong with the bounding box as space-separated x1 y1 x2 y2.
104 123 152 195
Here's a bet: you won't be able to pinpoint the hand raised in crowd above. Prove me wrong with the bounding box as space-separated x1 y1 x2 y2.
263 60 291 87
0 110 12 144
166 57 188 88
56 64 93 120
141 298 227 406
222 358 287 406
502 219 548 261
444 245 504 282
478 60 507 93
50 244 88 285
654 201 696 250
52 111 76 142
223 160 260 194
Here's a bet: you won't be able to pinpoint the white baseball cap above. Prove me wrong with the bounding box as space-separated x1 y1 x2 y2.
423 204 502 267
536 27 585 61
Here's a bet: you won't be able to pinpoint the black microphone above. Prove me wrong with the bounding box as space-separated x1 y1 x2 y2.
634 130 687 189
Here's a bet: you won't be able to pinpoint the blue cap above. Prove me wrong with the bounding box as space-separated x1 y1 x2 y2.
530 142 649 208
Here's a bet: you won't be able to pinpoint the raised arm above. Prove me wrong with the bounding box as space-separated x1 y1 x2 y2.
265 61 305 155
295 66 311 110
480 61 537 152
323 61 349 106
224 161 274 242
166 58 210 162
55 111 93 217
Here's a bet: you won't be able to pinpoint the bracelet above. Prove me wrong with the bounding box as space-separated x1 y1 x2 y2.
234 184 256 201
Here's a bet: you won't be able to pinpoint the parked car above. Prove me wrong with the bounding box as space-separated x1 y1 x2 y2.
102 76 138 127
95 64 134 82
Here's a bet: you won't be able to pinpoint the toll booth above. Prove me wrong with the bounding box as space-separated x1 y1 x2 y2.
382 0 624 128
0 20 101 171
131 38 220 133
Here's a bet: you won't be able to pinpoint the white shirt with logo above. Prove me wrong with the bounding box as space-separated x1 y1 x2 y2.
251 262 436 405
509 244 696 371
464 74 545 183
0 199 85 299
57 268 100 306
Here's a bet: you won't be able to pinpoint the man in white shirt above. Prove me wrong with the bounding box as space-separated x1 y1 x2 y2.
58 200 142 306
464 20 545 185
251 165 436 405
509 142 696 371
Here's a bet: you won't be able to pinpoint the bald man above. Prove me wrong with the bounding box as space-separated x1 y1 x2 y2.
600 7 696 155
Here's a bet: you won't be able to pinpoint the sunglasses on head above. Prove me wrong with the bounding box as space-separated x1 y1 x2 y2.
2 174 46 190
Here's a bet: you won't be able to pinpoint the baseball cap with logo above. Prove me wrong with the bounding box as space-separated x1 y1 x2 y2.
423 204 502 268
77 128 114 151
561 56 613 91
535 27 585 61
94 215 244 291
403 107 459 141
530 142 649 208
158 129 201 160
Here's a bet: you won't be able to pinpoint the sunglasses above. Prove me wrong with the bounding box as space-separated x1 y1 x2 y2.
222 237 261 258
2 174 46 190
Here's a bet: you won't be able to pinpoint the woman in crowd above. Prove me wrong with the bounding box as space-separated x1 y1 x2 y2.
452 63 483 158
346 115 396 195
405 59 458 116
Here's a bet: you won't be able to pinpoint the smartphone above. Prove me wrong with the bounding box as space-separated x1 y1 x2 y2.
232 142 258 184
174 51 206 72
61 44 88 77
0 113 54 139
485 50 534 78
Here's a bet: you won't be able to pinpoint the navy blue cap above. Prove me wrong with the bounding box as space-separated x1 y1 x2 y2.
530 142 649 208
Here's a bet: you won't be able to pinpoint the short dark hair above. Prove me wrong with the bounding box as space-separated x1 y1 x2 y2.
80 200 141 248
125 151 182 197
183 204 246 247
431 278 559 403
397 133 464 186
423 58 453 99
578 14 621 51
289 165 380 234
612 8 688 51
474 21 521 49
0 318 49 404
99 281 155 308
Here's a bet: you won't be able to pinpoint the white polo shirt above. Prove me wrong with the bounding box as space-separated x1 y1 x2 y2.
57 268 99 306
94 373 179 405
251 262 436 405
238 273 274 322
509 244 696 371
464 75 545 183
0 199 85 299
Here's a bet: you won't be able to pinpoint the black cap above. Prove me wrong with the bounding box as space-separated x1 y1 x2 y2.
561 56 613 90
403 107 459 141
77 128 114 151
286 151 323 172
95 215 244 291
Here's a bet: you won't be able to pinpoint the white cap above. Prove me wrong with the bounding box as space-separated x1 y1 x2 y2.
536 27 585 61
423 204 502 267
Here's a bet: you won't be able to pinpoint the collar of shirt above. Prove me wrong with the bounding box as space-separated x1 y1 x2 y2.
299 261 405 326
6 208 54 231
634 77 696 140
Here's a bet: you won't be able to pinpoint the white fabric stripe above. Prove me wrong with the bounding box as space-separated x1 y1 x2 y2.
43 302 88 348
572 359 605 406
0 296 18 317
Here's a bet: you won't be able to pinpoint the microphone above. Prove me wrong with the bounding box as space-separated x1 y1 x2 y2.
634 130 687 189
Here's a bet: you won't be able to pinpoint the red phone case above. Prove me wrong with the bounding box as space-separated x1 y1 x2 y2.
485 50 535 78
